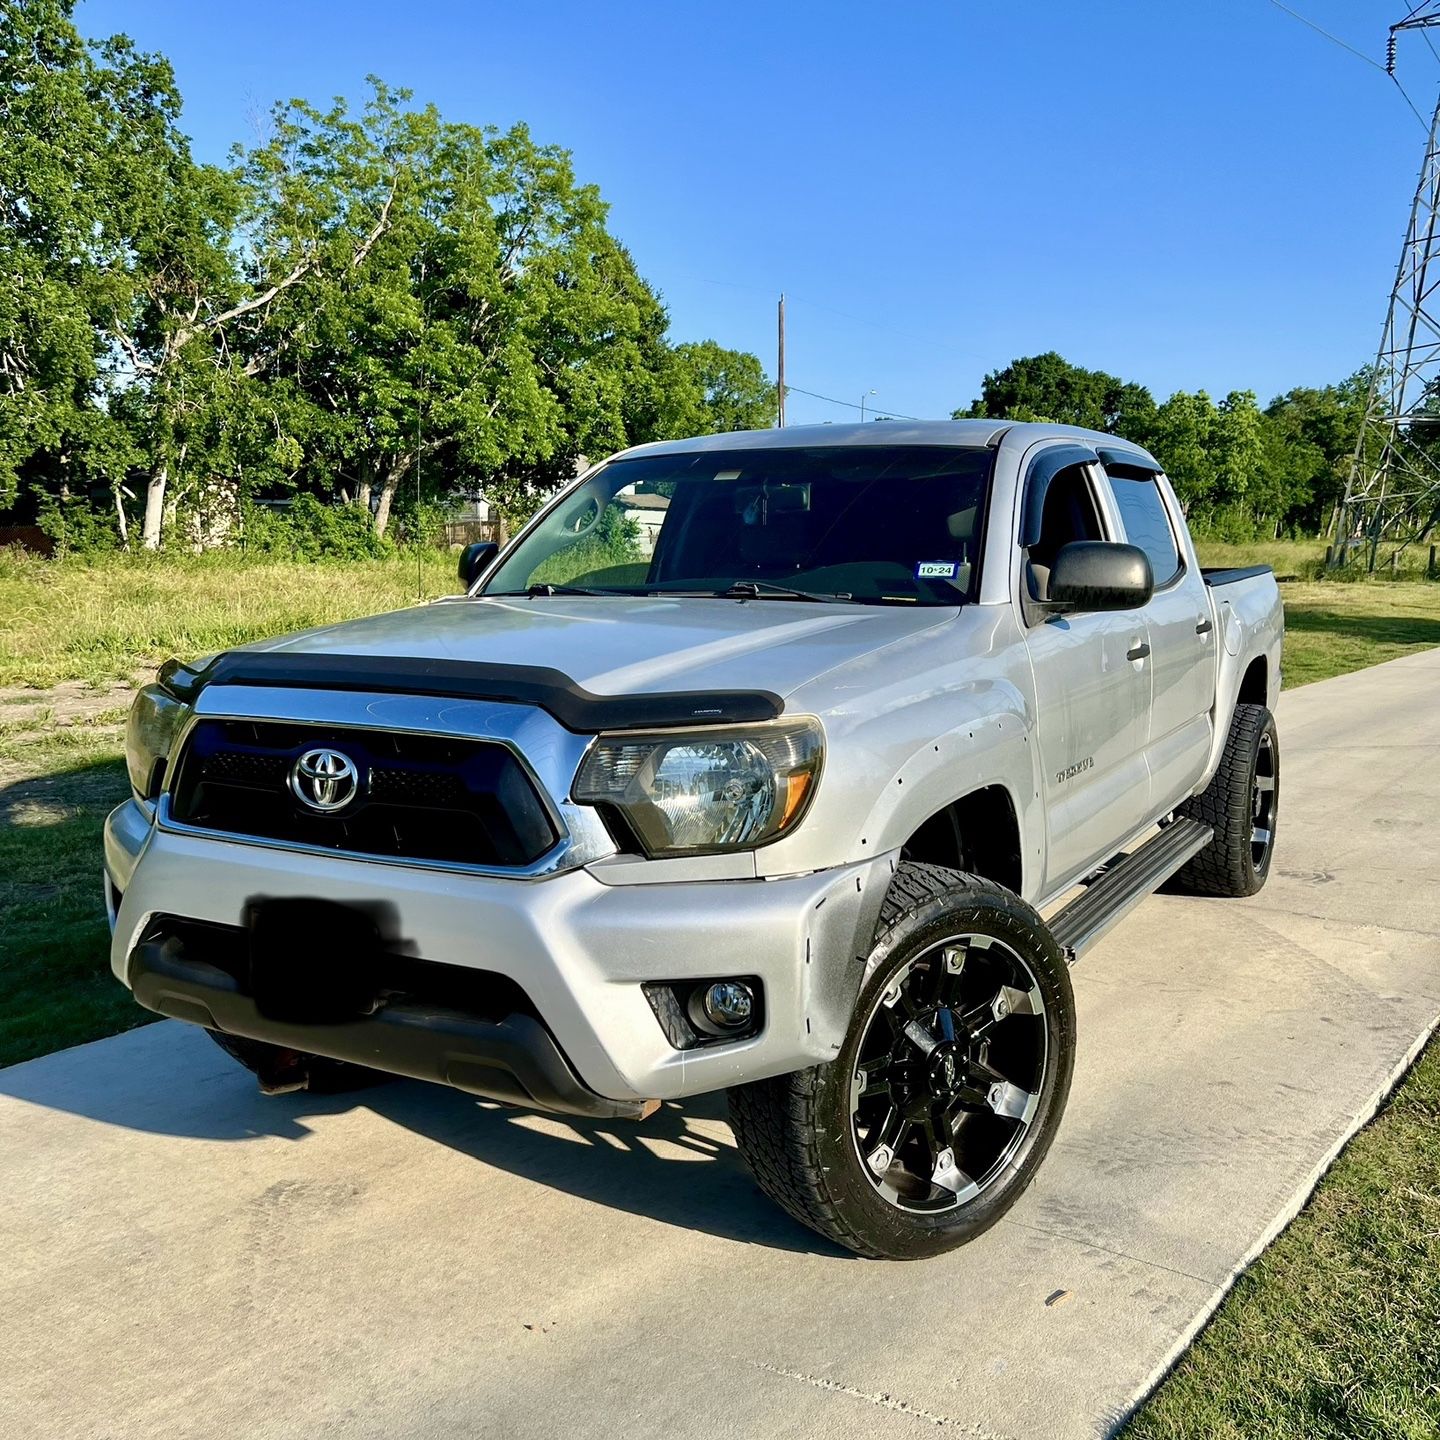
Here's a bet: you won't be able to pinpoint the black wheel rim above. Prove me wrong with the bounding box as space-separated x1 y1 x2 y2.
1252 729 1277 870
849 934 1048 1214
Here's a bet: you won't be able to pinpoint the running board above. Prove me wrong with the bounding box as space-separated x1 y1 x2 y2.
1049 818 1213 963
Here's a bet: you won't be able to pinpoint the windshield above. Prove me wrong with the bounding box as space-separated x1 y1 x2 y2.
480 445 993 606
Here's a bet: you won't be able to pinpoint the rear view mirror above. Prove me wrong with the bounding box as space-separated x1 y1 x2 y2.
1045 541 1153 613
458 541 499 588
736 483 812 520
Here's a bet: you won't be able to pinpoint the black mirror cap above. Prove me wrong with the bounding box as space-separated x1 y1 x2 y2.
1047 541 1154 613
458 541 499 588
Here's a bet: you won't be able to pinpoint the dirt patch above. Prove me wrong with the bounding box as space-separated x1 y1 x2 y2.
0 677 147 727
0 676 148 789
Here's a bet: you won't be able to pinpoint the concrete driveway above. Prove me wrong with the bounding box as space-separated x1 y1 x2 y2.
3 649 1438 1440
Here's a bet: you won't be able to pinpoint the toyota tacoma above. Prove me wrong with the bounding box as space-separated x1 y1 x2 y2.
106 420 1283 1258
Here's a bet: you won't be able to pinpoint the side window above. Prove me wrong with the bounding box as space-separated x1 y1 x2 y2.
517 481 664 589
1109 476 1181 586
1025 464 1104 603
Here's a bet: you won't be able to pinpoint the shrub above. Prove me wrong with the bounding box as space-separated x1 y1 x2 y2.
241 497 394 560
37 496 124 556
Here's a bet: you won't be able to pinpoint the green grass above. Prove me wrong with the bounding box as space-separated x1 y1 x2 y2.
0 547 458 688
1193 536 1439 581
0 734 142 1066
0 548 458 1067
1280 582 1440 687
1124 1038 1440 1439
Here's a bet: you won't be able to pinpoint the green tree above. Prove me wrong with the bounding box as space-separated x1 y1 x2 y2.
0 1 410 549
1263 374 1367 534
1211 391 1266 506
957 351 1156 438
0 13 820 550
659 340 776 436
1148 390 1272 537
1147 390 1217 512
0 0 141 531
243 95 713 536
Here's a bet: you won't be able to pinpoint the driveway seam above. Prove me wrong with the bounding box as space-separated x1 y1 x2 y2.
745 1359 1018 1437
996 1216 1215 1287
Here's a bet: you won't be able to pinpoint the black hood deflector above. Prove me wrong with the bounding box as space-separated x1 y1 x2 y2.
162 651 784 734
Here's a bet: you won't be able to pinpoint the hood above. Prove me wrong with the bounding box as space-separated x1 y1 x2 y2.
238 594 956 703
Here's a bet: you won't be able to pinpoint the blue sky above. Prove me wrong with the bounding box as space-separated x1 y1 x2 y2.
85 1 1433 426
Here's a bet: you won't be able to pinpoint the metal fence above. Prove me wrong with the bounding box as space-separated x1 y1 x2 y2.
442 518 507 549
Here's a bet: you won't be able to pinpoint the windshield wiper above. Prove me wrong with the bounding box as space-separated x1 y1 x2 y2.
483 583 637 598
717 580 853 603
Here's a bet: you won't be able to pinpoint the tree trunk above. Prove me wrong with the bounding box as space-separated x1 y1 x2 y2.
373 455 411 539
374 471 399 538
141 464 167 550
114 483 129 546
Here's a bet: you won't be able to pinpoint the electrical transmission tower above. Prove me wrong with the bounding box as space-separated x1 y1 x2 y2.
1335 2 1440 570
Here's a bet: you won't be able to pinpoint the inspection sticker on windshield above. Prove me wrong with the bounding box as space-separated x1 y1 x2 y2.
915 561 957 580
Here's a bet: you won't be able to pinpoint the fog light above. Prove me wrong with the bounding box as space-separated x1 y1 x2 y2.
701 981 754 1030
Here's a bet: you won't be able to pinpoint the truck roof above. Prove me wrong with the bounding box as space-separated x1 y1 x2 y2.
616 419 1158 463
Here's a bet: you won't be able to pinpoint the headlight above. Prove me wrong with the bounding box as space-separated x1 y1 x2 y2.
124 677 191 802
574 718 823 857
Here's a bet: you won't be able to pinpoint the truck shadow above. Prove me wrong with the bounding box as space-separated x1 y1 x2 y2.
0 1020 847 1257
367 1080 851 1257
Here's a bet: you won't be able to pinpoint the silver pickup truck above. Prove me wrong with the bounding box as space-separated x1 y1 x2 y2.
106 420 1282 1259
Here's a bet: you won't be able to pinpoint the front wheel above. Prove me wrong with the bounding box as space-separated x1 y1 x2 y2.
727 863 1076 1259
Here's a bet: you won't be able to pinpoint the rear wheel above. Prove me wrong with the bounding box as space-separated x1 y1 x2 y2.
1169 702 1279 898
204 1031 385 1096
727 863 1076 1259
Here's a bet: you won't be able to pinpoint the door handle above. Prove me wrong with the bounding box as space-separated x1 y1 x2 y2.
1195 618 1213 635
1127 642 1151 661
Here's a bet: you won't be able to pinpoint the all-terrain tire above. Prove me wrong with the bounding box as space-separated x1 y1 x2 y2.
726 862 1076 1260
1168 703 1279 898
205 1030 386 1095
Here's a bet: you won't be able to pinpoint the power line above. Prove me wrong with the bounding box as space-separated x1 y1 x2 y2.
1392 71 1430 128
1265 0 1430 127
783 384 926 422
1264 0 1388 71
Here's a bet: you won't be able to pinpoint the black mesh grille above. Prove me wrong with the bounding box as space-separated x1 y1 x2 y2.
168 719 559 868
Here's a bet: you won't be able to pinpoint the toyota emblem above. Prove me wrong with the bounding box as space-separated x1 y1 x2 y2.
289 747 360 812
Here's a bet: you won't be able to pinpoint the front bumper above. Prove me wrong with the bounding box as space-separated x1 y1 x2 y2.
127 924 644 1118
105 799 893 1109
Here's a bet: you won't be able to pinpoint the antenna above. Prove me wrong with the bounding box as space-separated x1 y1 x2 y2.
1334 3 1440 569
777 294 787 428
416 251 426 600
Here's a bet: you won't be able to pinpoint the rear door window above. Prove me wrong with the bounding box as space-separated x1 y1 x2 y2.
1109 476 1181 586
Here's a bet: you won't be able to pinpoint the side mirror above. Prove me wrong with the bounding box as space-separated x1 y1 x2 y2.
1046 541 1153 613
457 541 499 588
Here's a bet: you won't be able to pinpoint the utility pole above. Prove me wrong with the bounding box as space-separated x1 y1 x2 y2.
777 293 786 428
1333 2 1440 569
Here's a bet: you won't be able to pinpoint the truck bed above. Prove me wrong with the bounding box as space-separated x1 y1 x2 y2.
1202 565 1273 587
